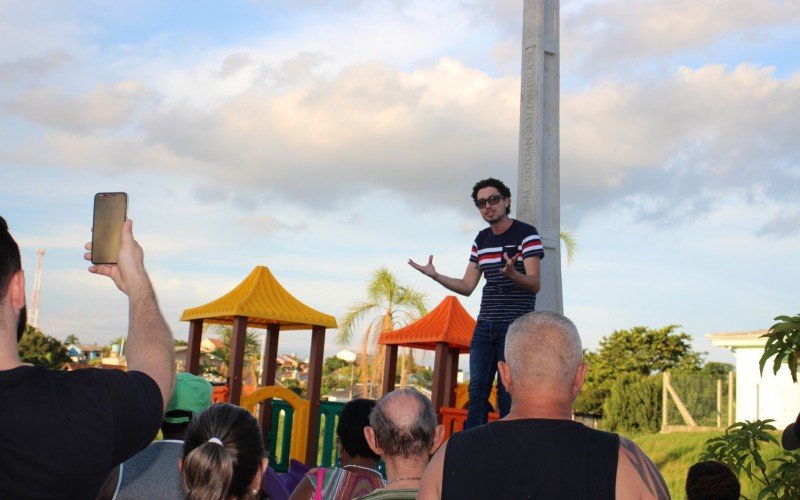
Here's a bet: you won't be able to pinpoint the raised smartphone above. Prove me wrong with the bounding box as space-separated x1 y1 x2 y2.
91 192 128 264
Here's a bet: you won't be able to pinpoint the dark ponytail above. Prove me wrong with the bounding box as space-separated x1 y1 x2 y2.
182 403 265 499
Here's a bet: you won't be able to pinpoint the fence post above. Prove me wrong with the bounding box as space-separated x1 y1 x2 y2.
662 371 669 431
728 370 735 426
716 379 722 428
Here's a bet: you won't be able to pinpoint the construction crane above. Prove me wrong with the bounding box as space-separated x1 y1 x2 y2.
30 248 45 329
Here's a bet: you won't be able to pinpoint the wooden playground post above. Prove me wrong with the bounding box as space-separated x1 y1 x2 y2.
662 371 669 430
716 379 722 428
186 319 204 375
382 344 398 396
305 325 326 465
431 342 449 421
259 323 280 448
728 370 734 426
228 315 248 405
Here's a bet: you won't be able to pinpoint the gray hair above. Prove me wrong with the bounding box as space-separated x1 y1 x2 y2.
369 388 437 459
504 311 583 390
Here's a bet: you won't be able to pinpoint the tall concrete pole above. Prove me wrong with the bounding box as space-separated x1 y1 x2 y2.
515 0 562 313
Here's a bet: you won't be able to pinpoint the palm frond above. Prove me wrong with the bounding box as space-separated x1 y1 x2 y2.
560 229 579 265
337 300 379 345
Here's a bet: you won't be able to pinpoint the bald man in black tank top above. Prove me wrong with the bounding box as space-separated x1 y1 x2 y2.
418 312 670 500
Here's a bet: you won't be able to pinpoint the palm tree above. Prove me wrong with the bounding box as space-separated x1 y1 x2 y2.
337 267 428 397
204 325 262 386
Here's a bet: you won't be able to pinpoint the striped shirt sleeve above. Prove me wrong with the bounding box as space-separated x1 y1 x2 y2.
521 233 544 259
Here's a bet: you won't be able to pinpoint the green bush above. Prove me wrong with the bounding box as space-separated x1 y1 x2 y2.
604 373 662 434
574 383 609 416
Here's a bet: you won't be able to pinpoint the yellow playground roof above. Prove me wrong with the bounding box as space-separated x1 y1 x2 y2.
180 266 337 330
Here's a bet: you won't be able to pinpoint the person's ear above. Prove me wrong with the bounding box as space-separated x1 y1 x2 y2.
498 361 512 393
250 458 269 491
363 426 382 456
9 270 25 309
572 362 588 399
430 425 445 455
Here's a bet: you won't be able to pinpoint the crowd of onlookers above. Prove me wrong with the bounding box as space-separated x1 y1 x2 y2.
1 214 795 499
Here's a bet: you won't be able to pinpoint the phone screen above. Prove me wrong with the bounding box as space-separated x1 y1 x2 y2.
91 192 128 264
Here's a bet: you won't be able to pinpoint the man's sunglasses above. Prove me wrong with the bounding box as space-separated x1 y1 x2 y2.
475 194 504 209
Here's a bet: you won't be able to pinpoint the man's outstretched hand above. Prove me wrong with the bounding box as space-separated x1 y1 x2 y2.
85 219 148 296
408 255 438 279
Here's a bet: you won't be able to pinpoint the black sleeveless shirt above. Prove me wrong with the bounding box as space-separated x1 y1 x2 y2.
442 419 619 500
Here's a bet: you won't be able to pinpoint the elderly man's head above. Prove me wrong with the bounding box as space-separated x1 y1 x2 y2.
365 388 443 461
499 311 586 403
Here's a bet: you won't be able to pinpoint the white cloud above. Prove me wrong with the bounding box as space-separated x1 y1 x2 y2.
0 51 71 83
561 63 800 224
564 0 800 72
6 57 519 211
3 81 155 130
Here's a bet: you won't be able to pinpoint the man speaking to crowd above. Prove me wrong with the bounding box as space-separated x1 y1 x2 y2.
409 178 544 428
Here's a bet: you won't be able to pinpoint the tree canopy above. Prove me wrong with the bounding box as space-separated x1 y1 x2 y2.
592 325 703 377
575 325 705 415
18 326 70 369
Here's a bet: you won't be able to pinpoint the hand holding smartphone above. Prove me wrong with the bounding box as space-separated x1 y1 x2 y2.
91 192 128 264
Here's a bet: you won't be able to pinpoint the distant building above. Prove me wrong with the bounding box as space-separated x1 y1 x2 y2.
174 338 224 374
708 329 800 428
66 344 103 363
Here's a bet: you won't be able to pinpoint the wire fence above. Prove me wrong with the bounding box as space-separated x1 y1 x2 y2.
663 371 734 431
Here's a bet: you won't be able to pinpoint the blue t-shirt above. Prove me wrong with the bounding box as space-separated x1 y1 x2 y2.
469 219 545 321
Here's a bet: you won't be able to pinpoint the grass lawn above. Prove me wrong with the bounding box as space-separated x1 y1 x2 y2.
633 430 788 500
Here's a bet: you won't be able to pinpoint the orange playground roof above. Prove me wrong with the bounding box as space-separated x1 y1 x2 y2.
378 296 475 352
180 266 337 330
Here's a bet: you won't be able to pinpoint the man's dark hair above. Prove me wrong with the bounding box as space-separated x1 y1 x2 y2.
471 178 512 215
0 216 22 303
337 398 379 460
685 460 740 500
369 388 437 459
161 410 193 439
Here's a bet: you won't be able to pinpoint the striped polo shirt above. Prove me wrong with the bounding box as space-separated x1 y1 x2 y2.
469 219 545 321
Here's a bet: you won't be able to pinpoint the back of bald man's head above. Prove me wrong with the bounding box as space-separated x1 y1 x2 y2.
504 311 583 392
370 388 437 459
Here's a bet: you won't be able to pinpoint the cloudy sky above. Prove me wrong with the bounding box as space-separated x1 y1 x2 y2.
2 0 799 368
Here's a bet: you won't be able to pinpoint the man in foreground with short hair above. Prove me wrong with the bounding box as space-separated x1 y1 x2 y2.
361 388 444 499
98 371 213 499
0 216 175 498
418 311 670 500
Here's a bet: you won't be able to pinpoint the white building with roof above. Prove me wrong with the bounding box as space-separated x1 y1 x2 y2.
708 329 800 428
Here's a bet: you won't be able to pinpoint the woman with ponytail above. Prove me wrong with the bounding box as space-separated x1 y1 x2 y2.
181 403 268 500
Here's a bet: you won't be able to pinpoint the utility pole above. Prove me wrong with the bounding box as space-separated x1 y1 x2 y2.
515 0 562 313
30 248 46 328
